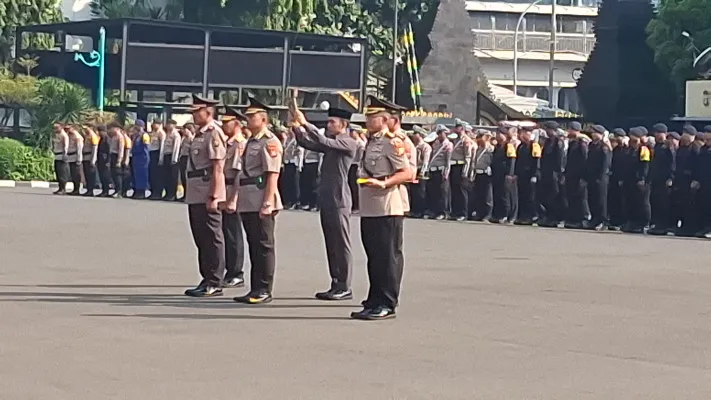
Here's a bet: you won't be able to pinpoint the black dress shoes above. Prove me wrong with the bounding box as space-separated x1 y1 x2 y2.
184 286 223 298
315 289 353 301
233 290 272 304
350 306 396 321
223 277 245 288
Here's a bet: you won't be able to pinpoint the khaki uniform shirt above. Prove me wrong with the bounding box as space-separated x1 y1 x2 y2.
304 148 321 164
237 129 284 213
358 130 409 217
283 137 304 166
225 137 246 193
179 134 192 157
429 139 453 169
149 131 165 152
164 130 182 164
393 129 416 212
67 132 83 163
123 133 132 166
451 135 474 164
185 121 227 205
52 131 69 161
82 131 99 164
416 142 432 171
353 138 366 166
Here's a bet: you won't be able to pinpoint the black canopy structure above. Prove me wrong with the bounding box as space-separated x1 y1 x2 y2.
16 18 368 119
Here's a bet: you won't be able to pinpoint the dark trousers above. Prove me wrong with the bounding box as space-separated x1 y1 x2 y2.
162 155 179 199
241 212 277 293
426 170 448 216
672 178 695 233
587 177 609 225
607 179 626 227
650 181 672 229
565 176 587 224
408 178 427 216
492 175 517 221
281 163 300 206
538 172 566 223
624 181 651 228
148 150 162 198
188 205 225 287
449 165 468 217
109 154 122 194
97 156 112 194
348 164 359 211
54 160 69 191
696 183 711 231
82 161 97 195
69 162 81 192
516 175 536 221
471 174 493 220
299 163 319 207
320 208 353 291
222 211 245 281
122 162 132 196
361 216 404 310
178 156 188 198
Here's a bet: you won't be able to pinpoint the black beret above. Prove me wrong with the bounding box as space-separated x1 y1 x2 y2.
638 126 649 135
592 124 606 134
611 128 626 137
629 127 644 138
651 123 668 133
704 125 711 133
669 131 681 140
683 125 698 135
543 121 559 130
697 131 706 139
568 121 582 131
497 125 509 134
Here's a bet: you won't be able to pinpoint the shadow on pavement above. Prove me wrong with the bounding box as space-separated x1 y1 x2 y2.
83 313 351 321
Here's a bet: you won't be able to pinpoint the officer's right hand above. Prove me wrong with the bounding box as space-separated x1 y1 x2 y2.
636 180 645 188
207 198 220 213
225 199 238 214
691 180 701 190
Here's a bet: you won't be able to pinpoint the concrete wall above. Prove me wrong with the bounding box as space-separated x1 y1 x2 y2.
481 58 584 85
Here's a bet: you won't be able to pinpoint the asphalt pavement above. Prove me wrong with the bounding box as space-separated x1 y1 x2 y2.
1 187 711 400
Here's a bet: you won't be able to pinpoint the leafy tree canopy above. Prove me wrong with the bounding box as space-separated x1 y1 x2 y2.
0 0 63 64
646 0 711 95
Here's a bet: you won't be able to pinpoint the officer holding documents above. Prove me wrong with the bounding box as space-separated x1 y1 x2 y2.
233 96 283 305
426 125 453 219
292 106 357 301
351 96 411 321
184 94 227 298
220 106 248 288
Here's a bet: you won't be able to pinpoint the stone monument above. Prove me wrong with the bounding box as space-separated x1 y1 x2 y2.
417 0 490 122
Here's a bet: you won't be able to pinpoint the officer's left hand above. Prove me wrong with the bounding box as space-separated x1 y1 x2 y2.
530 177 537 183
362 178 386 189
666 179 673 187
225 199 238 214
207 199 220 213
636 180 645 188
260 204 274 218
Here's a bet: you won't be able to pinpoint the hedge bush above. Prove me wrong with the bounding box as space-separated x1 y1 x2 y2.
0 138 54 181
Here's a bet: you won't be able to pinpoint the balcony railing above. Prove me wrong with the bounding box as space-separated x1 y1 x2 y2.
473 30 596 55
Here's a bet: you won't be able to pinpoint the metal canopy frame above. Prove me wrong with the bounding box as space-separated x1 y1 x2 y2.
16 18 369 113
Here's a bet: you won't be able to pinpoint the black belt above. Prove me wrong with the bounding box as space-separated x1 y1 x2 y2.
239 176 259 186
225 178 236 185
187 168 211 179
54 152 64 155
67 152 76 156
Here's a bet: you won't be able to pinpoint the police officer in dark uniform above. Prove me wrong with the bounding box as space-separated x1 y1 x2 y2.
233 97 284 304
622 127 651 234
564 121 588 229
607 128 629 231
538 122 566 227
184 94 227 297
513 126 541 225
672 125 699 236
692 126 711 238
584 125 611 230
490 125 518 223
648 123 675 235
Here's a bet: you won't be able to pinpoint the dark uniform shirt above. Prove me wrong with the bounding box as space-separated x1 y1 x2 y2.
514 141 541 179
540 137 566 176
693 144 711 183
610 145 630 184
649 143 675 183
565 138 588 179
492 143 515 177
585 140 611 182
626 145 651 183
675 144 697 184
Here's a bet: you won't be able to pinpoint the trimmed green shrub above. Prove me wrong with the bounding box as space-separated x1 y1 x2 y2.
0 138 54 181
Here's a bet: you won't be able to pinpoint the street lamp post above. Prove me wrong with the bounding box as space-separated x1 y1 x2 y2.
74 27 106 114
513 0 544 95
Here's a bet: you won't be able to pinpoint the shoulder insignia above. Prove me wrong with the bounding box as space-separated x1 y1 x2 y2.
532 142 542 158
384 131 396 138
266 141 280 158
90 134 99 146
506 143 517 158
125 137 133 148
640 146 651 162
142 133 150 144
212 133 221 148
391 137 405 156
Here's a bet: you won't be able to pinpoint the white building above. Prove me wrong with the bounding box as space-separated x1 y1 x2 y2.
467 0 598 114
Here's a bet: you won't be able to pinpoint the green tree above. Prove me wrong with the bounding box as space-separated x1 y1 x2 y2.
90 0 183 19
0 0 64 64
28 78 93 149
646 0 711 96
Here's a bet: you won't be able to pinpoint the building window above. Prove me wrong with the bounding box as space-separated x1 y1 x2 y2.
494 13 519 31
525 15 552 32
471 14 493 30
558 16 586 33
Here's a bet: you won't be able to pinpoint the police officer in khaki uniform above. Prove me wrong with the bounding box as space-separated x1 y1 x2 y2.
52 124 70 195
426 126 453 219
81 125 100 197
383 100 417 216
351 97 411 321
148 121 166 200
281 128 304 209
449 122 475 221
108 122 125 197
162 120 182 201
184 94 227 298
66 126 84 195
233 96 283 305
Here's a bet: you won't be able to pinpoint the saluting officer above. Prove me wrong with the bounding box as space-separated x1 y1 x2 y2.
449 122 475 221
409 127 431 218
80 125 99 197
52 124 70 195
220 106 248 288
607 128 629 231
623 127 652 234
351 97 411 321
233 96 283 305
281 128 303 209
648 123 675 235
584 125 611 230
513 125 541 225
563 121 588 229
66 126 84 196
672 125 699 236
183 94 227 298
426 126 453 220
